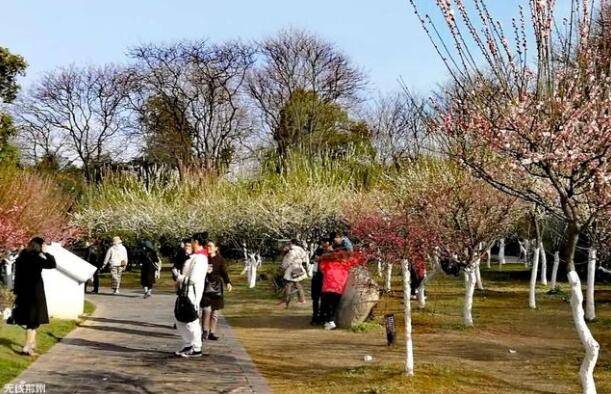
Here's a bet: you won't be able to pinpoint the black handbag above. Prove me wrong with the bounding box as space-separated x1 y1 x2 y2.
174 271 199 323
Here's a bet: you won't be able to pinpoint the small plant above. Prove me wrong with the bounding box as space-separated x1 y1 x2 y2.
351 321 382 333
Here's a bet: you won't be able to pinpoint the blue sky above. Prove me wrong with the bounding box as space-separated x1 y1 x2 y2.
1 1 569 95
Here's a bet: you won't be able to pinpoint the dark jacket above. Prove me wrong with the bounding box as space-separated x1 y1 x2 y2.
171 249 189 281
13 250 57 327
204 255 231 296
140 248 160 288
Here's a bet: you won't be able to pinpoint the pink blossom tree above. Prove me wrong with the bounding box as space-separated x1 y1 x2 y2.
409 1 610 391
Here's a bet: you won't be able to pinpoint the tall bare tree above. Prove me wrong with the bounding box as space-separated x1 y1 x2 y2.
366 92 428 169
247 29 367 170
14 64 133 180
128 40 256 174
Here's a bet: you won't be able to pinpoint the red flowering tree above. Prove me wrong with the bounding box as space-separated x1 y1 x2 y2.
409 0 609 390
345 192 438 376
0 168 81 255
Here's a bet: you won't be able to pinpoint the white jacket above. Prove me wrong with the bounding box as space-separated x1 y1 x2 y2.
103 244 128 268
281 245 308 281
177 252 208 307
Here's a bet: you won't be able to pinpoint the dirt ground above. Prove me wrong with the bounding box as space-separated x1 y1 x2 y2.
221 263 611 394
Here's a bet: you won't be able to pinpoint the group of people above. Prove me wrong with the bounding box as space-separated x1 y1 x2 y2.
279 232 360 330
82 236 162 297
7 230 356 358
7 233 232 359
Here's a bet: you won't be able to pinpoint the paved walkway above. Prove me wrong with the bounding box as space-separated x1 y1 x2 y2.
10 289 270 394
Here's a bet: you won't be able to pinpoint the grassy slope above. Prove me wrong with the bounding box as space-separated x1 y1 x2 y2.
0 301 95 386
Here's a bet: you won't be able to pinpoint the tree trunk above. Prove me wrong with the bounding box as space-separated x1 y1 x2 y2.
529 246 540 309
498 238 506 265
463 269 476 326
586 249 597 322
539 241 548 285
385 263 393 292
486 247 491 268
417 276 426 309
402 259 414 376
475 259 484 290
568 271 600 394
550 251 560 291
377 258 383 278
524 239 531 267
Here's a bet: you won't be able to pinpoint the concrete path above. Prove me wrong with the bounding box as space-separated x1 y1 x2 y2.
10 289 270 394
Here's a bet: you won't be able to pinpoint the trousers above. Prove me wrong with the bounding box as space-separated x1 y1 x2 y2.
175 318 203 351
110 266 123 290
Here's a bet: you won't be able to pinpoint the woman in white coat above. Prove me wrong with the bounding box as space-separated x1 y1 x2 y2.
174 232 209 358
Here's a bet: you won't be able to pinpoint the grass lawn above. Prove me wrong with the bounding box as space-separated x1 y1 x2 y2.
96 261 611 393
0 300 95 386
220 262 610 394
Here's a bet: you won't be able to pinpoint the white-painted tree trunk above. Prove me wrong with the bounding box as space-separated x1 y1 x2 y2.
519 240 527 264
498 238 506 265
417 270 426 309
463 269 476 326
385 263 393 292
486 247 491 269
568 271 600 394
550 251 560 291
529 246 540 309
475 259 484 290
524 239 531 268
377 258 383 278
539 242 548 286
402 259 414 376
586 249 597 322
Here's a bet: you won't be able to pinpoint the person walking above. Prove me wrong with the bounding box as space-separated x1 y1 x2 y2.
200 241 232 341
279 239 308 308
102 236 128 295
311 239 333 325
84 239 102 294
174 232 209 358
11 237 57 356
140 240 161 298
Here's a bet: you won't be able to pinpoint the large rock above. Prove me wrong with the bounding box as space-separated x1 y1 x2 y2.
337 266 380 329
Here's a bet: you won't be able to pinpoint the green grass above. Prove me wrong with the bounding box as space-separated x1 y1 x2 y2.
221 262 611 394
0 300 95 386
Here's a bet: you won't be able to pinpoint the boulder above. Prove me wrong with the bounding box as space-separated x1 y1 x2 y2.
337 266 380 329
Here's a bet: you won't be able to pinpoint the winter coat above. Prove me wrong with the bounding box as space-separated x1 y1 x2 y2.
176 250 208 308
140 248 160 288
103 244 128 268
281 245 308 282
318 250 362 294
12 250 57 327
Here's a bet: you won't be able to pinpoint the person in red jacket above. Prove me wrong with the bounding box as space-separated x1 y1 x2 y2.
317 249 362 330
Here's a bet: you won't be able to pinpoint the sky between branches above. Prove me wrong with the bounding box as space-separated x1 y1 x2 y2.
1 0 572 96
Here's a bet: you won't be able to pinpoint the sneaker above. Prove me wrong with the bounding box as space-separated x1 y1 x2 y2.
180 348 202 358
174 346 192 356
208 333 220 341
324 321 336 330
201 331 209 342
